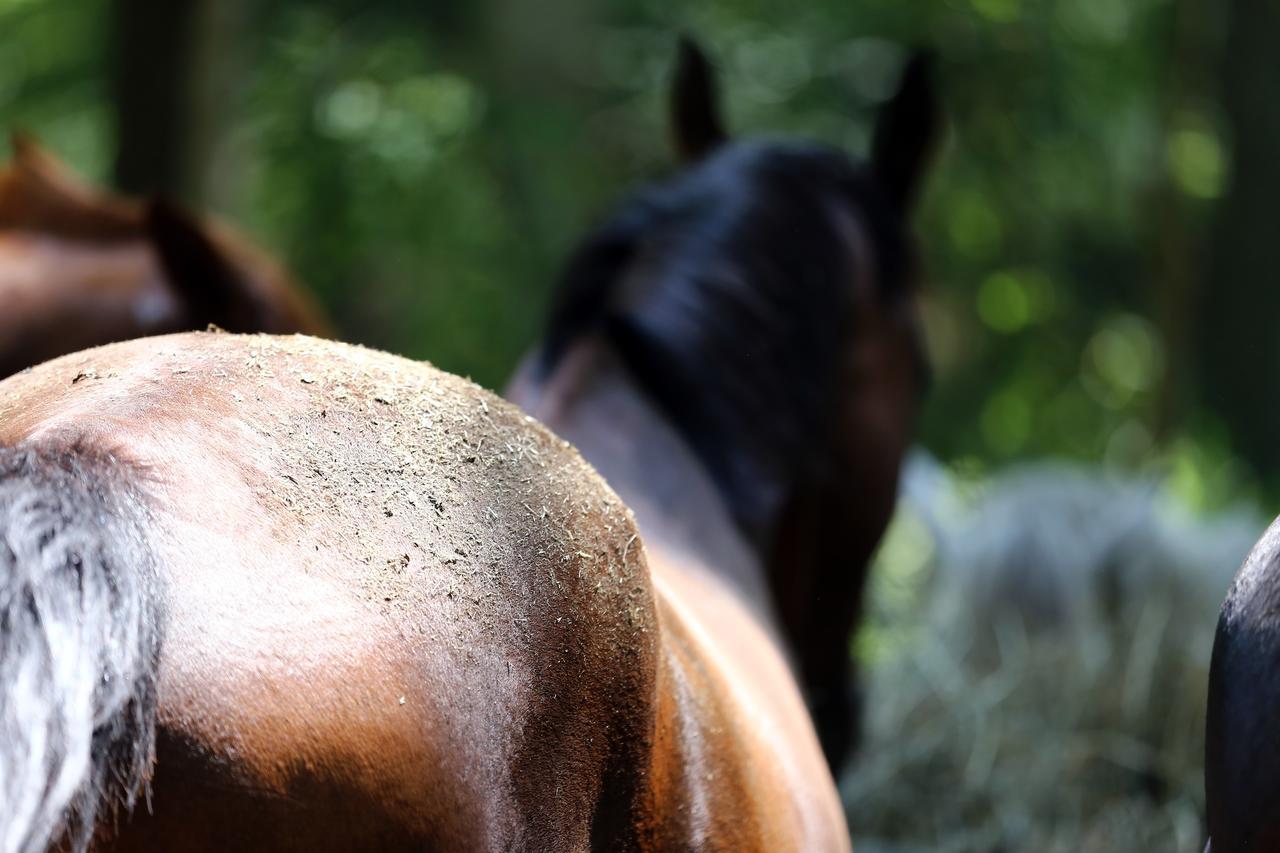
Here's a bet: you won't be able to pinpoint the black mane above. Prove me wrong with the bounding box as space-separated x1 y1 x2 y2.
539 139 918 542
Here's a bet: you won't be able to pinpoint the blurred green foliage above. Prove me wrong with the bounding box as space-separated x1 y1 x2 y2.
0 0 1263 511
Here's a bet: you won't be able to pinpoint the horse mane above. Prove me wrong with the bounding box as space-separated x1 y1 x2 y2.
0 134 142 242
539 140 913 542
0 444 162 853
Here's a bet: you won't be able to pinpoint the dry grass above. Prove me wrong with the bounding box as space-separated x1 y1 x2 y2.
843 459 1263 852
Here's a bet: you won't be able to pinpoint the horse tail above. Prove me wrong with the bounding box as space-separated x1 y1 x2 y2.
0 445 163 853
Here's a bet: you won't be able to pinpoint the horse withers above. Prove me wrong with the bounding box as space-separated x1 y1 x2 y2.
0 135 330 380
509 38 939 778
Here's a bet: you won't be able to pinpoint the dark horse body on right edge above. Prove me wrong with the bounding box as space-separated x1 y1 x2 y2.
1205 517 1280 852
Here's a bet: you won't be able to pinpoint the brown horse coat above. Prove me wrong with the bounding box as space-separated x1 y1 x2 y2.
0 332 843 851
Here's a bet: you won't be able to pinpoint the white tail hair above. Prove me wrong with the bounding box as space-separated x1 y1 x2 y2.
0 445 162 853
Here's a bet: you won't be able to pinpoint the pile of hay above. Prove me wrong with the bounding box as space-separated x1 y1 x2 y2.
843 457 1265 852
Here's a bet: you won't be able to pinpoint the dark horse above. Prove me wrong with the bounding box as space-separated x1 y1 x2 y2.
0 135 330 380
1205 518 1280 851
511 39 938 775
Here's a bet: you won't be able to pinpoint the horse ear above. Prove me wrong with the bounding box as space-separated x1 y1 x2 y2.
11 130 45 167
871 51 941 211
1 133 140 240
670 36 729 163
10 132 85 189
144 199 261 332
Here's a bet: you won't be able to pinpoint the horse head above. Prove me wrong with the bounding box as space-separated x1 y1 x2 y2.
0 136 330 379
533 36 942 771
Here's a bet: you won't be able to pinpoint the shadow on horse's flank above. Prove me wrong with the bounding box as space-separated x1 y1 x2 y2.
511 36 940 776
0 36 938 852
0 134 330 380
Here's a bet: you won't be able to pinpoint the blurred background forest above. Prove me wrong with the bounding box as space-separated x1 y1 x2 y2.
3 0 1279 849
4 0 1278 511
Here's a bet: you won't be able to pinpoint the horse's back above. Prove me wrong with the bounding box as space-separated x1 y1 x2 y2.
0 333 660 850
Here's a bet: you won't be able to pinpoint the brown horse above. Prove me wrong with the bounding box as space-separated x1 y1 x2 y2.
4 330 826 851
510 39 939 776
0 136 330 381
1204 517 1280 852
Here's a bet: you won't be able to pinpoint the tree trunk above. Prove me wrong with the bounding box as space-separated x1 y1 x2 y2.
1200 0 1280 478
109 0 243 206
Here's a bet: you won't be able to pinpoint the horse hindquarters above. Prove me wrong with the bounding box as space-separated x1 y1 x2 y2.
0 444 162 853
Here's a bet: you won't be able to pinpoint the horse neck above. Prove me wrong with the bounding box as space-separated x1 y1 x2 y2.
509 340 780 627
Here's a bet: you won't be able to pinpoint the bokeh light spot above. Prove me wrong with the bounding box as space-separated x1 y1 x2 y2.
318 79 382 139
947 191 1004 260
981 390 1032 455
1168 125 1226 200
971 0 1022 24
